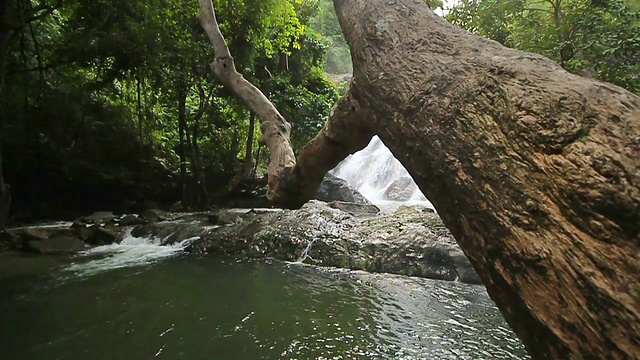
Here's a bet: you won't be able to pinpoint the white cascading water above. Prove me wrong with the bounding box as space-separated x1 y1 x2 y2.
331 136 434 211
61 229 199 278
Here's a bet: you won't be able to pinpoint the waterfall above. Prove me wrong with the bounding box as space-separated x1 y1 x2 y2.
331 136 433 210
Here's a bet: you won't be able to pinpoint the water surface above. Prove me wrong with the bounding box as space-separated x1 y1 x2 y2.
0 249 528 359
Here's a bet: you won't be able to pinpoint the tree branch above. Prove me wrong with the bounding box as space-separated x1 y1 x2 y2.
3 0 63 32
196 0 297 205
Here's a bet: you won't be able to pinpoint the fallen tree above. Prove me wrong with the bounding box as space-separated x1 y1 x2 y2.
196 0 640 358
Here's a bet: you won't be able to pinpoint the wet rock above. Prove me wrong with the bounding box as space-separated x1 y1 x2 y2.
79 211 118 224
329 201 380 216
14 228 51 241
26 236 85 254
382 176 417 201
208 211 241 225
8 204 476 284
76 227 92 242
86 226 118 246
315 174 372 205
141 209 167 222
71 220 87 229
118 215 147 226
190 200 481 284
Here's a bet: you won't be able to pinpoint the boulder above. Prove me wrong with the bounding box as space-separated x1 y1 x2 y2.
79 211 118 224
141 209 168 222
328 201 380 216
189 200 480 284
382 176 417 201
315 173 372 205
118 215 147 226
26 236 85 254
86 226 118 246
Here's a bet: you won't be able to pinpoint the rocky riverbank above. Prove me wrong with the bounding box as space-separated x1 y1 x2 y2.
0 200 480 284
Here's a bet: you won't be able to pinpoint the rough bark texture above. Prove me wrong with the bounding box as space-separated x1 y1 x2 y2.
327 0 639 358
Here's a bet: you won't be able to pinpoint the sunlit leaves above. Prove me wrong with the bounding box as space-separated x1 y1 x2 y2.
446 0 640 94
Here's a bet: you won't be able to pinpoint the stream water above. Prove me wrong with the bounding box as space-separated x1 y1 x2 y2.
0 240 529 360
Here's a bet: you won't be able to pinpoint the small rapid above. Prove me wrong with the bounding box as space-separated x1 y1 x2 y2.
61 229 199 278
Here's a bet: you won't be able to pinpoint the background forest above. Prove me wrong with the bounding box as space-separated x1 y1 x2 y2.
0 0 637 222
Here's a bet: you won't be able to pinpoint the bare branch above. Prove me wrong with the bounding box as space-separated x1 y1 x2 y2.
196 0 296 205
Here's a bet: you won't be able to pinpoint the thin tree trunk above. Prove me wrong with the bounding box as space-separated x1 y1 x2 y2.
0 146 10 230
245 111 255 169
26 1 44 103
136 70 144 144
177 75 188 207
135 70 145 189
0 0 8 101
192 85 210 206
213 111 257 197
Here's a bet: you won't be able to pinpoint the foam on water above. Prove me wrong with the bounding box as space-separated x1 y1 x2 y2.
61 229 199 277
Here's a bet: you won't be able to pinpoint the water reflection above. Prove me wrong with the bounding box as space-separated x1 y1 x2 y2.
0 256 529 359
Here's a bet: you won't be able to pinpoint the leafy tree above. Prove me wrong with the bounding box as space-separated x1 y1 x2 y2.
446 0 640 94
0 0 340 219
309 0 353 74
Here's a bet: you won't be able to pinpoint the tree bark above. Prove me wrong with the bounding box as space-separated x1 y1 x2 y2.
187 85 209 207
177 74 188 206
196 0 639 358
329 0 639 358
0 146 10 230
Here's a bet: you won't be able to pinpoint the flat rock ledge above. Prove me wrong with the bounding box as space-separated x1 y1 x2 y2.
132 200 480 284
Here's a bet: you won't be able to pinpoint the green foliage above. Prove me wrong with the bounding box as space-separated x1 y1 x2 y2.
263 67 339 152
446 0 640 94
309 0 353 74
0 0 340 219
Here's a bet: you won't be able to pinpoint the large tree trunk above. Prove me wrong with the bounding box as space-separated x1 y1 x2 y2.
196 0 639 358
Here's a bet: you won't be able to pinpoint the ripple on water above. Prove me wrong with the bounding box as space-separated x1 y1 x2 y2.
0 256 529 359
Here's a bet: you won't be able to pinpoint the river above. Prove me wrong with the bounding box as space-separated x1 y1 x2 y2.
0 244 529 359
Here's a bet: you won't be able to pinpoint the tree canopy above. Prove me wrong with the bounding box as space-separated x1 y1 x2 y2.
446 0 640 94
0 0 637 221
0 0 338 220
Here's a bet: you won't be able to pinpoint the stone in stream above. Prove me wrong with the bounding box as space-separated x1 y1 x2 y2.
26 236 85 254
141 209 168 222
118 215 147 226
187 200 481 284
2 202 479 284
85 226 118 246
381 176 417 201
77 211 118 225
315 173 372 205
